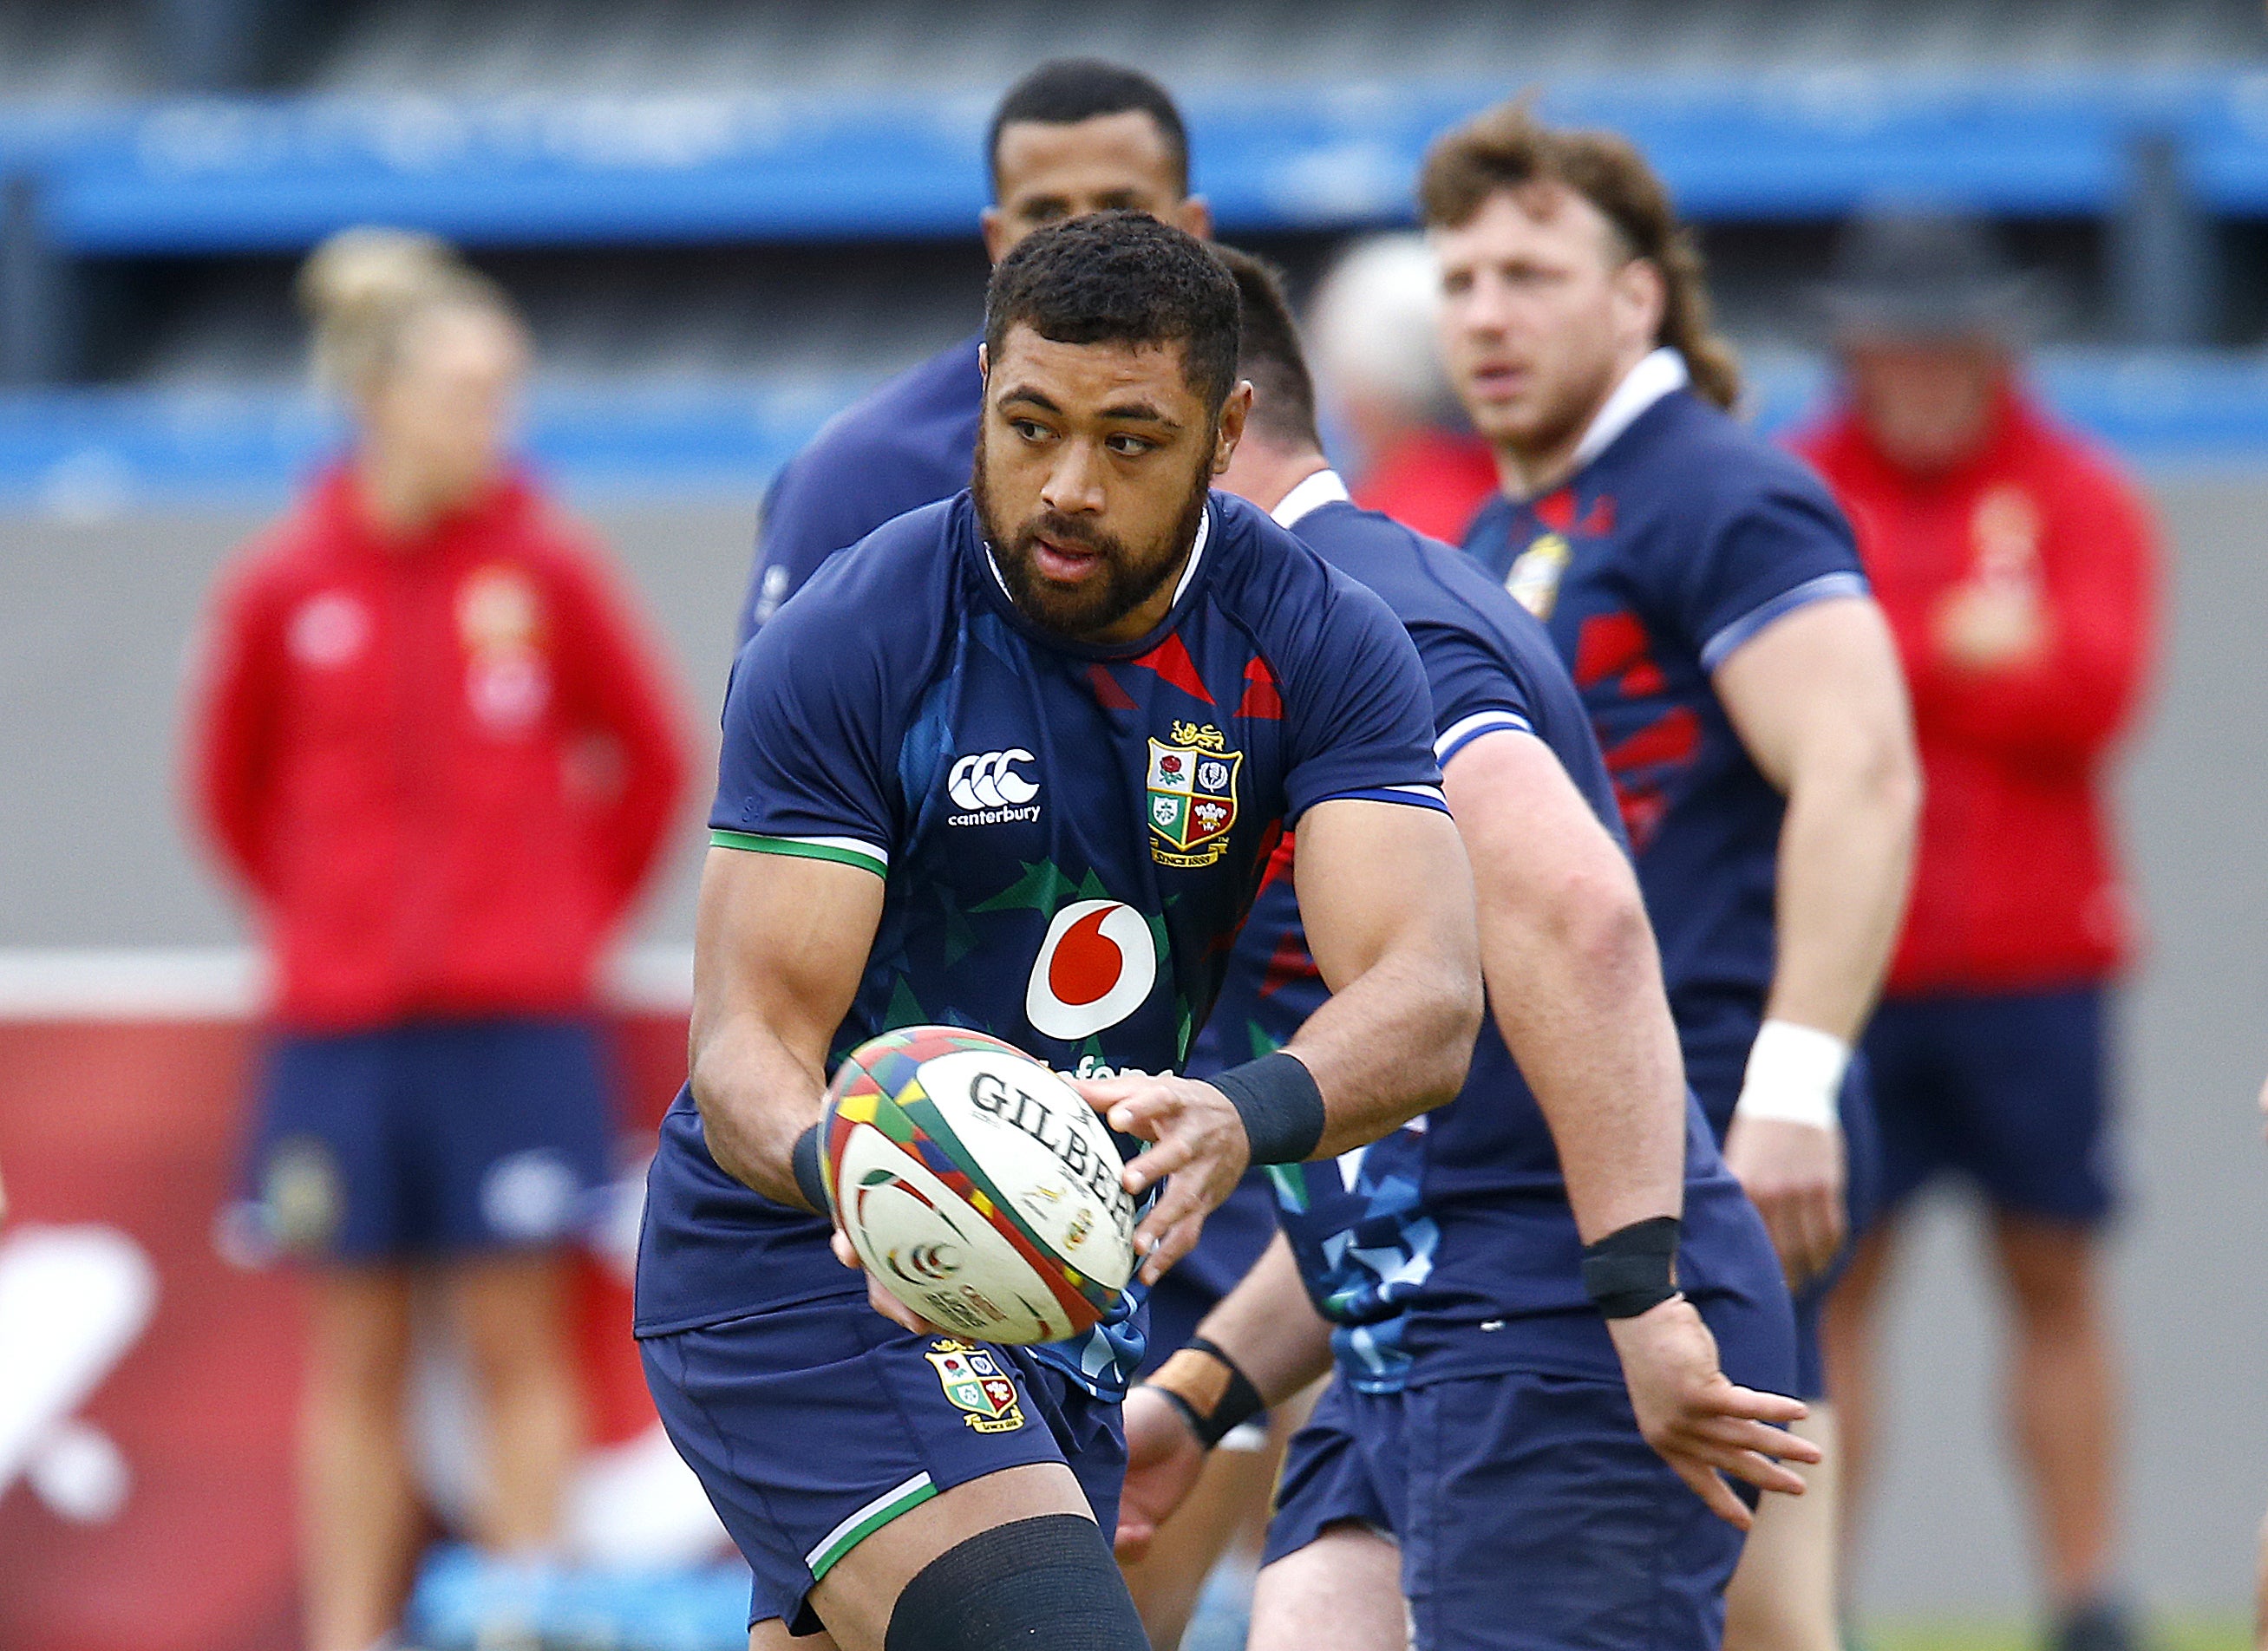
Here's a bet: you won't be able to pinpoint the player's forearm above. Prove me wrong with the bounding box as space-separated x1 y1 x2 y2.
1182 1233 1335 1406
1764 728 1918 1043
1483 869 1687 1242
688 1012 828 1210
1288 939 1480 1160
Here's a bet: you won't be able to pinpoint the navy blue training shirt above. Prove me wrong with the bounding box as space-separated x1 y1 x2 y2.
737 336 983 643
642 489 1450 1400
1462 357 1867 1118
1189 475 1781 1391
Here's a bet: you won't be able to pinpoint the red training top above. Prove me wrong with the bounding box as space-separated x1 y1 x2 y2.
187 467 690 1031
1793 384 2157 996
1351 427 1501 545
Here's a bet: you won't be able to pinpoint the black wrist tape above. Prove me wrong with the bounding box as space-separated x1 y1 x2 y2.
1145 1339 1266 1450
1209 1051 1325 1165
790 1125 830 1215
1581 1215 1682 1319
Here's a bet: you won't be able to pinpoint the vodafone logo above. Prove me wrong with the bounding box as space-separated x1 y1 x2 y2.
1025 899 1159 1041
947 749 1041 826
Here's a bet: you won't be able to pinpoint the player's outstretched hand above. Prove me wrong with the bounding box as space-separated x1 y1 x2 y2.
1113 1384 1210 1562
1722 1115 1846 1288
1072 1073 1252 1286
1605 1295 1821 1530
828 1227 947 1338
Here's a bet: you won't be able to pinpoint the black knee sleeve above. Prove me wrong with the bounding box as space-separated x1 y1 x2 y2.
883 1512 1148 1651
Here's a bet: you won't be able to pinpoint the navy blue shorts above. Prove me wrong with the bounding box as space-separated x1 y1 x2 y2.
1687 1029 1879 1400
1864 986 2115 1224
247 1017 611 1263
641 1293 1126 1633
1266 1372 1750 1651
1266 1265 1789 1651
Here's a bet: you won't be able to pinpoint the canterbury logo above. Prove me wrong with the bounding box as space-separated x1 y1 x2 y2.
948 749 1039 812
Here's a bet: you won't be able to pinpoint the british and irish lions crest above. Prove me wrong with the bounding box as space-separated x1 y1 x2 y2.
924 1340 1027 1433
1506 531 1572 619
1146 721 1241 869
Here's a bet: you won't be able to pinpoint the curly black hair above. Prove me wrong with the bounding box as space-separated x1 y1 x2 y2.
984 212 1241 414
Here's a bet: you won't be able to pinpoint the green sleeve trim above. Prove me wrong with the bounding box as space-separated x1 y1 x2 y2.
709 830 887 878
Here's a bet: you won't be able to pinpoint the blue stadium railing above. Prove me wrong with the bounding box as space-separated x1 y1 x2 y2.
2 71 2265 252
3 69 2267 504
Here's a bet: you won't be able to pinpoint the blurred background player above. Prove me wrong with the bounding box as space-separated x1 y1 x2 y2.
735 56 1210 642
729 55 1281 1648
1432 103 1920 1651
1304 232 1498 543
1799 210 2160 1651
185 227 689 1651
1118 245 1816 1651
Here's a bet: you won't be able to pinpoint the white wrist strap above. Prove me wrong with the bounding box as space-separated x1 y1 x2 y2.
1734 1019 1849 1130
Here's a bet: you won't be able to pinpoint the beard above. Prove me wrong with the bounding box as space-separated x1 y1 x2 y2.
1468 343 1622 471
973 440 1214 642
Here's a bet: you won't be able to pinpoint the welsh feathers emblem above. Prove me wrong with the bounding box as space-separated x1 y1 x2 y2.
1147 721 1241 869
924 1340 1027 1433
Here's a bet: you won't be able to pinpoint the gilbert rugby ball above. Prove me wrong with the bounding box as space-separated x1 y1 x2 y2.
820 1025 1137 1346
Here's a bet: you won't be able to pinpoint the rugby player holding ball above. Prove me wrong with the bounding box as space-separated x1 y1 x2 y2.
635 213 1483 1651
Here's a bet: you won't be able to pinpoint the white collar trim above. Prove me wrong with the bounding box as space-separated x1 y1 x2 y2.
1271 468 1351 530
1170 501 1212 604
1569 347 1688 474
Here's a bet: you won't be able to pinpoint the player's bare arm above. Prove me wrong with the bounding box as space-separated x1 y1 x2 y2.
1713 595 1920 1282
1116 1234 1332 1561
1444 728 1818 1526
1445 731 1686 1239
1082 796 1480 1282
1285 795 1485 1152
687 845 884 1210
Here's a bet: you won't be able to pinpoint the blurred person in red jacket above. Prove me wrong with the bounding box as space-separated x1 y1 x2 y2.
1306 232 1499 543
186 228 690 1651
1795 211 2158 1651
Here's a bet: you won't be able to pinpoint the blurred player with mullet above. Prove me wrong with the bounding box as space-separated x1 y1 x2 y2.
730 55 1286 1643
1117 246 1819 1651
636 213 1483 1651
1430 103 1920 1651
